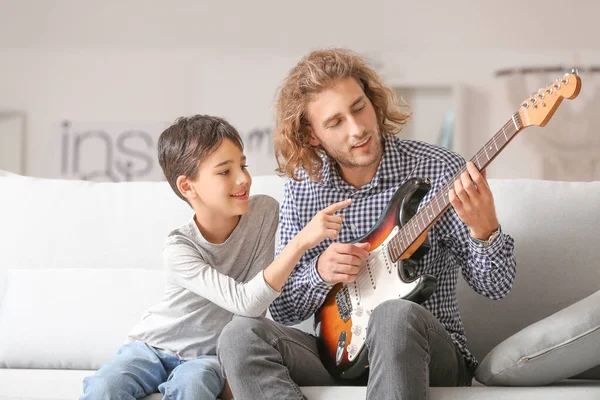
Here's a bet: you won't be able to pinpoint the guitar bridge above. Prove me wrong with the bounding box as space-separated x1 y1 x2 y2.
335 285 353 322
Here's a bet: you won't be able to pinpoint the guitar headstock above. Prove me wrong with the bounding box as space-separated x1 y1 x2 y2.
518 70 582 128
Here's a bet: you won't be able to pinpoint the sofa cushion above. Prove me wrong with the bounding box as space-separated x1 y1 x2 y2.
0 268 164 369
1 369 599 400
475 290 600 386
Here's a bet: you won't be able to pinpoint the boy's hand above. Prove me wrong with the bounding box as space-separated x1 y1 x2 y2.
298 199 351 250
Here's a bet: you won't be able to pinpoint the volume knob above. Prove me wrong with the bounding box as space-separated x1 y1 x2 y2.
347 344 358 355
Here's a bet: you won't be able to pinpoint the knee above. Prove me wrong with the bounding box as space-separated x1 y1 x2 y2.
168 365 222 395
369 299 428 334
219 316 269 347
82 374 122 399
217 316 270 363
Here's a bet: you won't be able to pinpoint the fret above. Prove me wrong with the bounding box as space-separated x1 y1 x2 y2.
437 193 444 212
398 232 406 254
402 227 410 252
411 221 418 241
511 114 518 130
487 142 495 157
389 237 397 261
483 142 489 162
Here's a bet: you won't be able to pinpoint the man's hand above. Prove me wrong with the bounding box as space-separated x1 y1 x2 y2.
317 242 370 284
449 161 500 240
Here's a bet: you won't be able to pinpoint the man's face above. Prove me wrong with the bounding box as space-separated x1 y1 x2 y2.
306 77 382 172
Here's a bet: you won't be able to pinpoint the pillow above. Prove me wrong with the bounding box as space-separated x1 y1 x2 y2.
475 290 600 386
0 268 164 370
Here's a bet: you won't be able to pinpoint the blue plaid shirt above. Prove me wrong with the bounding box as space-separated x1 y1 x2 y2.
269 137 516 368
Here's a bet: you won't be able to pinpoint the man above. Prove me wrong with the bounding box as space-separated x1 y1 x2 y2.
218 48 516 400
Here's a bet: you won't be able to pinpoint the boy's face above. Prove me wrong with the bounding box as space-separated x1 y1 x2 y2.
305 76 382 173
188 138 252 217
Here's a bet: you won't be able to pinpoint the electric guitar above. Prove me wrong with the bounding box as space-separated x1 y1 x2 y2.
316 71 582 379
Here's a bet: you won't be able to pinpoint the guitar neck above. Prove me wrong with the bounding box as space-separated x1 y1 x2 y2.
388 112 524 261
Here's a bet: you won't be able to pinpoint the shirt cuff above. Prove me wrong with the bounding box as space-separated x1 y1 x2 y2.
469 225 505 255
307 256 335 291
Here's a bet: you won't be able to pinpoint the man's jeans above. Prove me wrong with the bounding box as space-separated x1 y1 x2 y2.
81 341 224 400
218 299 472 400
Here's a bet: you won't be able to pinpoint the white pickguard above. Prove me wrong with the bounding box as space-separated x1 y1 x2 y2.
345 226 425 361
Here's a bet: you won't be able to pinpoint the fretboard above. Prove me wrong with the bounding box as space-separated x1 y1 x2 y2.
387 112 524 261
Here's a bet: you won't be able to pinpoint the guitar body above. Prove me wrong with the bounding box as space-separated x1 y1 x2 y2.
316 178 438 379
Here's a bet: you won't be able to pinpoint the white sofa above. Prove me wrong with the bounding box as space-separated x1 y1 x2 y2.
1 171 599 400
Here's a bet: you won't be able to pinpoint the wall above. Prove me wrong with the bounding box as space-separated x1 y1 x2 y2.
1 0 599 180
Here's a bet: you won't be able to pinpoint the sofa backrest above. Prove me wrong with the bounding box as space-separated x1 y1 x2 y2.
0 173 285 300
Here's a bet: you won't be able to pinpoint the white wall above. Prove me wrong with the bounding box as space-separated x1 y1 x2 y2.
1 0 600 179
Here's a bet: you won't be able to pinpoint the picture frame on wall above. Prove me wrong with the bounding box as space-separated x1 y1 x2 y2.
0 111 27 175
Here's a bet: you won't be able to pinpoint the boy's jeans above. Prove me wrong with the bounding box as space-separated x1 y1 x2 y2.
81 341 224 400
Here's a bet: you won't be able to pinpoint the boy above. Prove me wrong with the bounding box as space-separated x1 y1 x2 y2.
81 115 350 399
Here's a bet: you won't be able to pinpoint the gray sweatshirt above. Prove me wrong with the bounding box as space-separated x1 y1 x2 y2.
127 195 280 359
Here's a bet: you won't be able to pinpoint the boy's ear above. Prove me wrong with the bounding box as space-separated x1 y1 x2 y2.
176 175 196 200
306 126 321 147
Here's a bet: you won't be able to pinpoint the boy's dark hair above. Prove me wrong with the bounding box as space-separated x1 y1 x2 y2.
158 115 244 203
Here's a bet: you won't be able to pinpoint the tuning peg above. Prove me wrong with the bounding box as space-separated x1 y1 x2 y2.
546 87 553 94
571 68 579 76
537 91 545 99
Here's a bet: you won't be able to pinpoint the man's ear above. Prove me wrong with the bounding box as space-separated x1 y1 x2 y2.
176 175 196 200
306 126 321 147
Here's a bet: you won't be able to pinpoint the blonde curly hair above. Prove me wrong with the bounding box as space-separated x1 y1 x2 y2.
273 48 410 181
